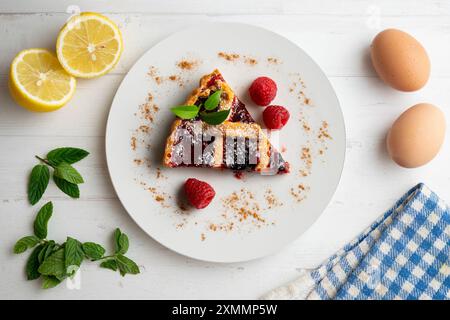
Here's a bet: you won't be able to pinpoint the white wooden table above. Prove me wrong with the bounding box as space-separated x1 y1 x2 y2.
1 0 449 299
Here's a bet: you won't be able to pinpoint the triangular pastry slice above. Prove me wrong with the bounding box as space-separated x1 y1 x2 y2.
163 69 289 174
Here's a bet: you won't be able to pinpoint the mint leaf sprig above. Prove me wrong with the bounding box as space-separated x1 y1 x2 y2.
170 90 230 125
28 147 89 205
13 202 140 289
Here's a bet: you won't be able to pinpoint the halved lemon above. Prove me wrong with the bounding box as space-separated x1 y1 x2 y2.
56 12 123 78
9 48 77 112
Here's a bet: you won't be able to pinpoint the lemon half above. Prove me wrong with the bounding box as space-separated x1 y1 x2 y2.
56 12 123 78
9 48 76 112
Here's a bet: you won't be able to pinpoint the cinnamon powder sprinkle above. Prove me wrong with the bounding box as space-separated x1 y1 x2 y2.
148 187 171 207
267 57 281 64
134 159 143 165
220 189 268 229
318 121 332 140
147 66 162 84
302 122 311 132
244 57 258 66
290 184 309 203
201 233 206 241
131 137 137 151
138 125 150 133
264 189 282 209
138 93 159 123
300 147 313 176
177 60 198 70
218 52 258 65
218 52 240 61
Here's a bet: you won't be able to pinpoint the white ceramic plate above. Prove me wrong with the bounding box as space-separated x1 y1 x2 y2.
106 23 345 262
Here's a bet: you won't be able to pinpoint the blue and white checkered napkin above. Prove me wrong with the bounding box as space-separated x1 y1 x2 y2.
263 183 449 300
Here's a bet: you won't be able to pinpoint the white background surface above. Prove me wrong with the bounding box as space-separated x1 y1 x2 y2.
0 0 449 299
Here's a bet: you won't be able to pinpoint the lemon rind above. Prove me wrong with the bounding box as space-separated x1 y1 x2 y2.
56 12 123 79
10 48 76 111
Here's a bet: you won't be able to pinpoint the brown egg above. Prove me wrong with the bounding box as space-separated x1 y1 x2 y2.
371 29 430 92
387 103 445 168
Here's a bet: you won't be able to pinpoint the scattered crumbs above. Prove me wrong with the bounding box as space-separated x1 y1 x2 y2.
290 184 310 203
138 92 159 123
134 159 143 165
147 66 162 84
267 57 281 64
176 200 190 213
299 91 312 106
244 57 258 66
130 137 137 151
319 149 324 155
264 189 283 209
302 121 311 132
138 125 150 133
299 169 309 177
148 187 171 207
156 167 167 180
220 189 270 230
207 221 235 233
218 52 240 61
318 121 332 141
177 59 199 71
176 222 185 229
300 147 313 176
168 75 178 81
289 73 312 105
201 233 206 241
218 52 258 65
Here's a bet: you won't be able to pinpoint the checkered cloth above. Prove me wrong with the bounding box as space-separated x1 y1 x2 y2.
263 183 449 300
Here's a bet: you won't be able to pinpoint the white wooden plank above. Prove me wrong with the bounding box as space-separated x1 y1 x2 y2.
0 13 449 78
1 0 449 16
1 0 450 300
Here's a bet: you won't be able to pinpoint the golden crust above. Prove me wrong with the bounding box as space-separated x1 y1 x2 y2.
163 69 281 171
163 120 273 171
163 119 183 167
184 69 234 115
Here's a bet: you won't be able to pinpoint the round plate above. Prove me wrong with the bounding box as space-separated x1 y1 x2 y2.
106 23 345 262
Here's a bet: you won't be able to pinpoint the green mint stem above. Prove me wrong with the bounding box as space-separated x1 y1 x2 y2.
93 255 115 262
35 155 55 168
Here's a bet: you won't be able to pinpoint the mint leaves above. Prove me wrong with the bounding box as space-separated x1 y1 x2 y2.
82 242 105 260
204 90 222 110
53 162 84 184
33 202 53 239
14 236 40 254
47 147 89 166
98 228 139 276
28 147 88 205
170 90 229 125
200 109 231 125
28 165 50 205
170 105 199 119
13 202 140 289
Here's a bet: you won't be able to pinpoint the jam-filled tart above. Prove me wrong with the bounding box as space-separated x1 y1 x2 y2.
163 69 289 174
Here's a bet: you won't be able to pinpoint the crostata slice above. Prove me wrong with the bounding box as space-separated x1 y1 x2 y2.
163 69 289 174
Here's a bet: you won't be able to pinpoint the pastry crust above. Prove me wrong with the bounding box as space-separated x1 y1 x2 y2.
185 69 235 115
164 120 272 171
163 69 288 173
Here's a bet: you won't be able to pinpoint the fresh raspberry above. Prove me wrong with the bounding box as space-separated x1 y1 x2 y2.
263 105 290 130
184 178 216 209
249 77 277 106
